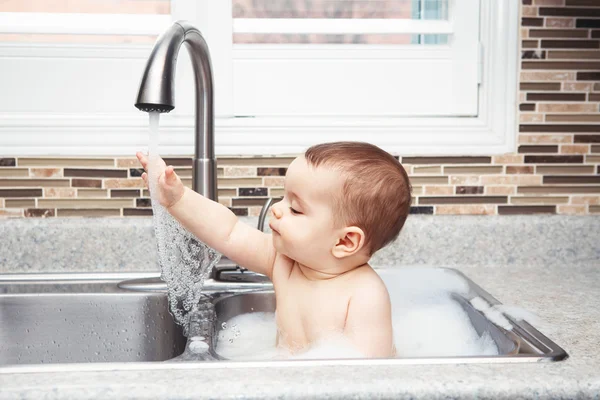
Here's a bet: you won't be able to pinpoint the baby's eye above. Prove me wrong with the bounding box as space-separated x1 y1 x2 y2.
290 207 302 215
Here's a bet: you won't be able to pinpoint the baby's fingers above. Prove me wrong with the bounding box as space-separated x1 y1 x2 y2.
141 172 149 188
136 152 149 171
164 166 179 185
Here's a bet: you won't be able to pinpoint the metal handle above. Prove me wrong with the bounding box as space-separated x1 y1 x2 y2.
257 197 275 232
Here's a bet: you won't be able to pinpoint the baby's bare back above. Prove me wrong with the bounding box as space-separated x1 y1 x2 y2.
271 254 394 357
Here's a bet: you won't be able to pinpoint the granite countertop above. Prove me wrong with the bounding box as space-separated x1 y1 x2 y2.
1 262 599 399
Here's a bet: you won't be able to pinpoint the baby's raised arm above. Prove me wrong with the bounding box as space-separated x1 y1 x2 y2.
137 152 276 279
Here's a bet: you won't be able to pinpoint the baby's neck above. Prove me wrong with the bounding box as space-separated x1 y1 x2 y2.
295 259 368 281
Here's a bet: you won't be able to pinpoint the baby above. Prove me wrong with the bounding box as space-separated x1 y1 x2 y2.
136 141 412 358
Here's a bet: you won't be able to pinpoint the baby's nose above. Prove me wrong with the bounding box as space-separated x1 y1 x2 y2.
271 206 282 219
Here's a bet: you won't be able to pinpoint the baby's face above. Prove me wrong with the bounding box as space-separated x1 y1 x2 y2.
269 156 344 269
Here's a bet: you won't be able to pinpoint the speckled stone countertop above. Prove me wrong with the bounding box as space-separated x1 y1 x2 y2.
1 216 599 399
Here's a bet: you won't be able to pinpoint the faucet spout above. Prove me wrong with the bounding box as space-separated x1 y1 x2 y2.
135 21 217 202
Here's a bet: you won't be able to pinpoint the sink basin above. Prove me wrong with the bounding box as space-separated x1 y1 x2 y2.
0 268 567 368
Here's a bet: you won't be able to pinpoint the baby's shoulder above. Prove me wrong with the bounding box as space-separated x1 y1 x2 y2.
347 264 389 295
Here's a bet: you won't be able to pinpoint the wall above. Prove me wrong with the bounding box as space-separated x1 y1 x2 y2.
0 0 599 218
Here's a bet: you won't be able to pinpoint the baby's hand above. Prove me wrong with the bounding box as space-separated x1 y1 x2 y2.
136 152 185 209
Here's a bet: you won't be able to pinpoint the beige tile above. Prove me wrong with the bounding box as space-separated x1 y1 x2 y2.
224 167 257 177
217 157 295 167
29 168 62 178
412 166 442 174
444 166 503 175
450 176 480 185
219 189 237 197
232 198 270 207
557 205 587 215
520 71 575 81
38 199 133 208
560 144 590 154
538 103 597 112
563 83 593 92
174 168 192 178
409 176 448 185
104 178 145 189
571 196 600 205
0 179 70 187
218 178 263 187
78 189 109 198
545 17 575 28
57 209 121 217
435 205 496 215
0 198 3 208
518 186 600 194
518 134 572 144
519 113 544 123
5 199 35 208
590 205 600 213
44 188 76 198
18 158 114 167
263 177 285 187
424 186 453 195
534 0 565 5
116 158 139 168
218 198 232 207
522 6 538 16
481 175 543 185
510 196 569 205
486 186 516 195
536 165 595 174
0 168 28 177
269 188 284 197
411 186 423 196
0 209 24 217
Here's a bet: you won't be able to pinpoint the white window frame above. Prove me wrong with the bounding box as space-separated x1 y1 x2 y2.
0 0 518 156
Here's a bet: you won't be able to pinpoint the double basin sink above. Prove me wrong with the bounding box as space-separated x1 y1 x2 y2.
0 267 567 368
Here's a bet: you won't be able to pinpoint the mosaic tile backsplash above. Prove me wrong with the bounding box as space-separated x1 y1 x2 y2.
0 0 599 217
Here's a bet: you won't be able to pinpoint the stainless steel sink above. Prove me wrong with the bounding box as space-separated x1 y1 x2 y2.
0 269 567 368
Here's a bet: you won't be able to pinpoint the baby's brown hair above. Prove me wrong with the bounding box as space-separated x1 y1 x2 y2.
304 141 412 256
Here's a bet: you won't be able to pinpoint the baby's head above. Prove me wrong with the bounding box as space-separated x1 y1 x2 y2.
269 141 411 272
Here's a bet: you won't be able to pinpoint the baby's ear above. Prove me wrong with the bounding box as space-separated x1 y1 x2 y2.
332 226 365 259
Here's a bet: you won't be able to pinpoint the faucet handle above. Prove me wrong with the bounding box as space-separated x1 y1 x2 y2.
257 197 275 232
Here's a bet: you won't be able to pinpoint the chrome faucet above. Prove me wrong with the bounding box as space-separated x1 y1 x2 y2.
135 21 217 201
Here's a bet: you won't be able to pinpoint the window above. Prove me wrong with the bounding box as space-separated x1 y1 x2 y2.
0 0 519 156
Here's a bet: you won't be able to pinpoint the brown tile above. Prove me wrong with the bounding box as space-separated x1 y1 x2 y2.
25 208 55 218
518 186 600 193
571 196 600 205
546 114 600 122
435 205 496 215
217 157 295 167
522 40 539 49
412 166 442 174
0 189 42 197
525 155 583 163
522 50 546 59
541 39 600 49
71 179 102 188
232 198 270 207
540 7 600 17
257 167 287 176
526 93 586 101
162 158 192 167
548 50 600 59
424 186 454 195
593 144 600 153
567 0 600 6
29 168 62 178
520 82 561 91
57 209 121 217
595 83 600 91
529 29 588 38
522 0 532 5
136 198 152 207
409 176 449 185
510 196 568 204
522 17 544 26
557 205 587 215
561 144 591 153
37 199 133 208
498 205 555 215
402 156 491 164
419 196 507 205
456 186 484 195
523 61 600 70
78 189 108 198
535 0 566 4
0 179 69 187
64 168 127 178
538 103 597 112
444 166 503 174
224 167 257 177
486 186 516 195
578 72 600 81
229 208 248 217
409 206 434 215
239 188 267 196
5 199 35 208
574 135 600 143
591 205 600 213
518 145 559 153
493 155 524 164
44 188 76 198
104 178 145 189
218 178 263 187
0 158 16 167
0 168 28 177
507 166 535 174
577 19 600 29
590 93 600 101
520 103 536 111
537 165 594 174
18 158 114 167
593 30 600 39
545 175 600 184
110 189 140 198
123 208 152 216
